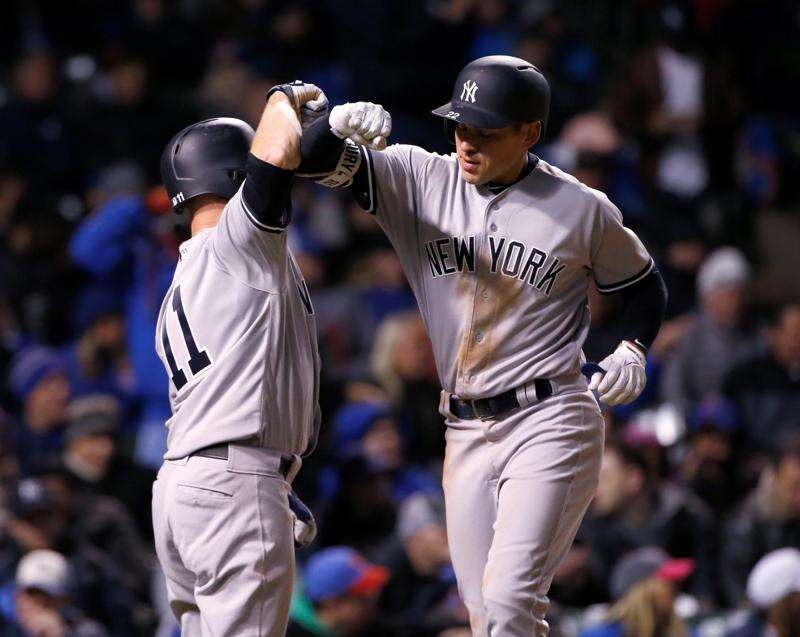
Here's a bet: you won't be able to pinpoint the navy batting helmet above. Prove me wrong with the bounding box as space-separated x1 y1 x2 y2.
432 55 550 136
160 117 255 213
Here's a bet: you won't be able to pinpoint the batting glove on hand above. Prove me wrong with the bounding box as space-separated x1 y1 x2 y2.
588 341 647 406
268 81 329 129
288 491 317 547
329 102 392 150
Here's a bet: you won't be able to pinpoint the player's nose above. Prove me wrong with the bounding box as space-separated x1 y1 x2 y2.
457 134 479 155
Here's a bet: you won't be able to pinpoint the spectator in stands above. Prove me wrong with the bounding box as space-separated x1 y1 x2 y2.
0 479 69 584
315 455 398 554
579 547 693 637
721 435 800 605
5 346 70 475
371 311 441 463
580 441 716 603
69 174 177 468
661 247 761 416
680 397 743 514
327 401 439 503
287 546 393 637
58 286 135 413
61 394 156 541
79 56 193 179
0 476 149 635
373 492 465 636
239 0 335 81
469 0 518 59
0 191 80 344
549 531 608 609
0 549 107 636
725 547 800 637
724 303 800 453
356 249 417 336
612 3 707 202
0 50 78 193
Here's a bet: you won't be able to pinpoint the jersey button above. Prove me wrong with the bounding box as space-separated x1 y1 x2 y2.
475 331 484 343
490 223 498 232
481 289 490 300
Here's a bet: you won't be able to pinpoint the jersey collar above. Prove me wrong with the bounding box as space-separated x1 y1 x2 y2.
179 228 213 261
484 153 540 195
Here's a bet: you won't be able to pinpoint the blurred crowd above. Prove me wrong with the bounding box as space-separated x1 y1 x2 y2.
1 0 800 636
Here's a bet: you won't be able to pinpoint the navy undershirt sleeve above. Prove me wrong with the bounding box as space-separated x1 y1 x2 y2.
614 268 668 350
298 116 348 175
298 117 374 209
242 153 294 229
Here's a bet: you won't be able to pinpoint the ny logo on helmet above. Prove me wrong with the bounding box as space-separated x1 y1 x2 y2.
461 80 478 103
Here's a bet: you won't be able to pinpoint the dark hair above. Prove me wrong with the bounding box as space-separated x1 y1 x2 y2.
771 432 800 468
606 439 649 476
764 303 800 328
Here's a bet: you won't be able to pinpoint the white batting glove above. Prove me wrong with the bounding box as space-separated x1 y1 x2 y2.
268 81 329 129
588 341 647 406
329 102 392 150
288 491 317 547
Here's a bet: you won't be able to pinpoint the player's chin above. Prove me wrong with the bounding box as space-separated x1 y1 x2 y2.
458 165 488 185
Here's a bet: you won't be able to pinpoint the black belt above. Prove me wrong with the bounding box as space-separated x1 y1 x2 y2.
191 444 293 478
449 378 553 421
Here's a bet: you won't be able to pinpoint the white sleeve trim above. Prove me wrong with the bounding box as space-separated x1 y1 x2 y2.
241 196 285 234
362 147 376 215
595 258 654 294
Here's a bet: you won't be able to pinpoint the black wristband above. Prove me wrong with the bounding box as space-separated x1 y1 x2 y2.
266 80 304 109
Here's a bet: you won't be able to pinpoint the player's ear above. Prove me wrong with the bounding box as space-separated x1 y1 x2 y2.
522 122 541 148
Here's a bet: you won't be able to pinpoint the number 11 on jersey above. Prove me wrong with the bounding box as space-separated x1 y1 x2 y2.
161 286 211 390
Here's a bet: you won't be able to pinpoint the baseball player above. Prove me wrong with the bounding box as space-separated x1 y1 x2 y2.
299 56 668 636
151 83 332 636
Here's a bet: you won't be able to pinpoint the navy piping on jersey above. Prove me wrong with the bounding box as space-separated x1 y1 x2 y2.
595 258 654 294
241 194 284 234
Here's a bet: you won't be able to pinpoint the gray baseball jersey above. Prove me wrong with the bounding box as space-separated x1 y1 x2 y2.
359 145 653 398
155 184 321 461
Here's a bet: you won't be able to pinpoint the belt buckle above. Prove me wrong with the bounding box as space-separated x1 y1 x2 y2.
471 399 494 422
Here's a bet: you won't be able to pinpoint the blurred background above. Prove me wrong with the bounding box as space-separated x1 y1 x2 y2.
1 0 800 636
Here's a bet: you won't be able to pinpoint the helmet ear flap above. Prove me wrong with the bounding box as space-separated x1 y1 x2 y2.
444 119 457 146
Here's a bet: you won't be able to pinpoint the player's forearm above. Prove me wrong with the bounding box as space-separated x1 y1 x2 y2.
614 268 668 352
251 92 302 170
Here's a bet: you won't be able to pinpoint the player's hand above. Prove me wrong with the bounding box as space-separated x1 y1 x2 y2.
268 81 329 129
288 490 317 547
588 340 647 406
329 102 392 150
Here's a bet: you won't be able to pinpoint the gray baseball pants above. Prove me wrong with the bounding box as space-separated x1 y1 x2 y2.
152 445 300 636
441 378 603 636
